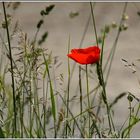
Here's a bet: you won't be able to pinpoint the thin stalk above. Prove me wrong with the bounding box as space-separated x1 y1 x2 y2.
103 4 128 133
90 114 101 138
32 63 43 137
85 65 91 137
66 36 71 137
82 2 128 102
79 65 84 138
68 3 96 111
128 100 132 137
58 93 85 138
29 69 33 138
90 2 98 47
90 2 115 134
105 2 128 83
17 90 21 137
34 109 46 137
21 86 24 137
43 53 57 138
97 63 113 133
70 13 91 79
43 78 46 137
135 103 140 117
95 27 106 119
72 121 76 136
100 27 106 67
33 73 41 137
20 44 28 137
2 2 17 136
79 66 83 115
68 106 96 122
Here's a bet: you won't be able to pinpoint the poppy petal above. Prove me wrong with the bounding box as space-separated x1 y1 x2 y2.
67 46 100 65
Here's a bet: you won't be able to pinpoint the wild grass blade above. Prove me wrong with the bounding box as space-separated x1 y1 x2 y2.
43 53 57 138
90 1 115 134
2 2 17 137
58 93 85 138
121 116 140 138
68 106 96 122
105 3 128 83
66 36 71 137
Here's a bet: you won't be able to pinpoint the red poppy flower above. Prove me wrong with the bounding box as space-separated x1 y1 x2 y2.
67 46 100 65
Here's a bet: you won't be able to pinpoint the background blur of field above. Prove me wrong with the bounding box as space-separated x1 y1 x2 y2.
1 2 140 137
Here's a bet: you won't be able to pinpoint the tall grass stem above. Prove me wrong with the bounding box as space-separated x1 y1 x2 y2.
90 2 114 134
2 2 17 137
66 36 71 137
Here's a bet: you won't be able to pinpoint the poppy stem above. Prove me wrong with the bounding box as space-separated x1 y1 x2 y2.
79 66 84 137
86 65 91 137
79 66 83 115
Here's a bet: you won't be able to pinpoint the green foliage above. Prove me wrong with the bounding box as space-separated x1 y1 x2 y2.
0 2 140 139
43 54 56 121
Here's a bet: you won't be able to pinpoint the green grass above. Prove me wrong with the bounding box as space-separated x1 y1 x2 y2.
0 1 140 138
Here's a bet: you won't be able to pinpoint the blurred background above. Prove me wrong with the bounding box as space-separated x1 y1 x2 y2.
1 2 140 137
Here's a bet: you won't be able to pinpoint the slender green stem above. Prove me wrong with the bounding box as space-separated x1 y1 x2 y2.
90 2 115 134
2 2 17 137
21 86 24 137
43 53 56 138
68 106 96 122
66 36 71 137
79 66 83 116
97 63 112 132
86 65 90 108
58 93 85 138
33 72 41 137
128 100 132 138
34 109 47 137
70 13 91 79
100 28 106 66
29 69 33 138
82 2 128 106
90 2 98 47
135 103 140 117
85 65 90 137
43 78 46 137
79 65 84 138
105 2 128 83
